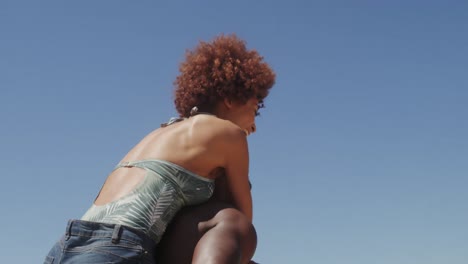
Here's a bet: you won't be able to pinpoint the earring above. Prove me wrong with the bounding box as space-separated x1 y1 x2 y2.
190 106 199 116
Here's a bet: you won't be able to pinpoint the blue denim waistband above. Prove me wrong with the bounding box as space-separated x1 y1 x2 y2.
65 219 156 250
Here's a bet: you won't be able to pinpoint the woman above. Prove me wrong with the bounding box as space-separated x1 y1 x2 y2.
44 34 275 264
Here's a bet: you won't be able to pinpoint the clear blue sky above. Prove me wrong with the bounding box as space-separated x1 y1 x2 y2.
1 1 467 263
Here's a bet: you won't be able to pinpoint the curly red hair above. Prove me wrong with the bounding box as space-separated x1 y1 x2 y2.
174 34 276 117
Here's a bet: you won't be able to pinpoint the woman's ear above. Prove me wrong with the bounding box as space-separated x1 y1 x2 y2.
223 98 234 109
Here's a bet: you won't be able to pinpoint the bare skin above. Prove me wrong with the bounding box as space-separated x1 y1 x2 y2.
94 98 259 219
156 176 258 264
92 97 261 263
156 201 257 264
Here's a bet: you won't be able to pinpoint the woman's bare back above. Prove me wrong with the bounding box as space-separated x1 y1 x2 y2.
94 114 239 206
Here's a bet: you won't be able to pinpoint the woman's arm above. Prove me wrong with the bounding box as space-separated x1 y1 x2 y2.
223 128 253 221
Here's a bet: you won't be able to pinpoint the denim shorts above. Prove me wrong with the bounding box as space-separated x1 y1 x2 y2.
44 219 157 264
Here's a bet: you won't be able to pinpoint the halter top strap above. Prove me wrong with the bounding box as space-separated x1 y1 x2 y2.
160 106 215 127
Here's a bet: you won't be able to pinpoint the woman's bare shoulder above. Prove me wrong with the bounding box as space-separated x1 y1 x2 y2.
193 115 246 140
